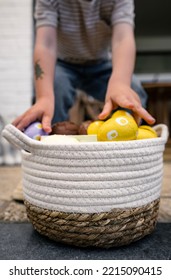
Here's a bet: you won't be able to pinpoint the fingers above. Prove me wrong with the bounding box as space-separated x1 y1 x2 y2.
11 98 53 133
12 116 23 128
42 115 52 133
98 89 155 125
132 113 141 125
98 99 115 120
12 114 34 131
123 91 156 124
132 106 155 125
98 96 136 121
12 113 52 134
13 112 52 134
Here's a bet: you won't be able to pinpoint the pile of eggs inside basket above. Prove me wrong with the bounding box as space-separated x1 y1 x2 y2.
23 110 157 143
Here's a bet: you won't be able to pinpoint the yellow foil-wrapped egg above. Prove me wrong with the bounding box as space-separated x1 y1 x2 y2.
97 112 138 141
136 125 157 140
111 110 134 120
87 120 104 135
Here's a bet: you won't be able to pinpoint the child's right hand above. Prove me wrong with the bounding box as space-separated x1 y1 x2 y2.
12 97 54 133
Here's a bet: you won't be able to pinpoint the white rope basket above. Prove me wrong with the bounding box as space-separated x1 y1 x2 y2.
2 124 168 213
2 123 169 247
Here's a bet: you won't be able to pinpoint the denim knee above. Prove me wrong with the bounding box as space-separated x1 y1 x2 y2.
52 64 77 123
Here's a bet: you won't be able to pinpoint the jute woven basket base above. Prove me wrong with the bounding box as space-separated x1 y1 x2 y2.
25 199 160 248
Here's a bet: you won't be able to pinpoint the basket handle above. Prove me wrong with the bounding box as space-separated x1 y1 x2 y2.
153 124 169 142
2 124 36 153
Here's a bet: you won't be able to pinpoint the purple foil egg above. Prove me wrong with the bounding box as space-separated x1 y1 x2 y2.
24 121 48 140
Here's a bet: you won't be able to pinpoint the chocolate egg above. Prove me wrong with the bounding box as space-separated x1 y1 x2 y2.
79 120 93 135
51 121 79 135
24 121 48 140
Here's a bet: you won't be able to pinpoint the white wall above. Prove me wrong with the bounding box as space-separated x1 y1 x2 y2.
0 0 33 122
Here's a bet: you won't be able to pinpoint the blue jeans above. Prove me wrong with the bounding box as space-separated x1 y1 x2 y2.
52 59 147 123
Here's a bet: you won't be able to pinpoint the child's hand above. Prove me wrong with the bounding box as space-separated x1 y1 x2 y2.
98 80 155 125
12 97 54 133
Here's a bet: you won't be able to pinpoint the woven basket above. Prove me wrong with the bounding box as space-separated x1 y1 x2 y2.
2 124 169 248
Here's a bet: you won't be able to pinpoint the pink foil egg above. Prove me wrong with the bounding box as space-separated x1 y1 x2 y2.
24 121 48 140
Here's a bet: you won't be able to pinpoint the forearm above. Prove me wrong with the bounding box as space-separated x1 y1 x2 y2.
34 27 57 102
111 24 136 85
12 27 58 132
99 23 155 124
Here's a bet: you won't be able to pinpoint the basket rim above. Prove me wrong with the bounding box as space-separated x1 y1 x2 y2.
2 123 169 153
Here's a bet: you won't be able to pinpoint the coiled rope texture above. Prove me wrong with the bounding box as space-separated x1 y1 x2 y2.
2 124 169 247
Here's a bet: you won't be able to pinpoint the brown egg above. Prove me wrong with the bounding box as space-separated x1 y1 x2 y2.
79 120 93 135
51 121 79 135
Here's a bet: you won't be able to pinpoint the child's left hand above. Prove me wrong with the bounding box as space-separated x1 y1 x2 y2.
98 79 155 125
